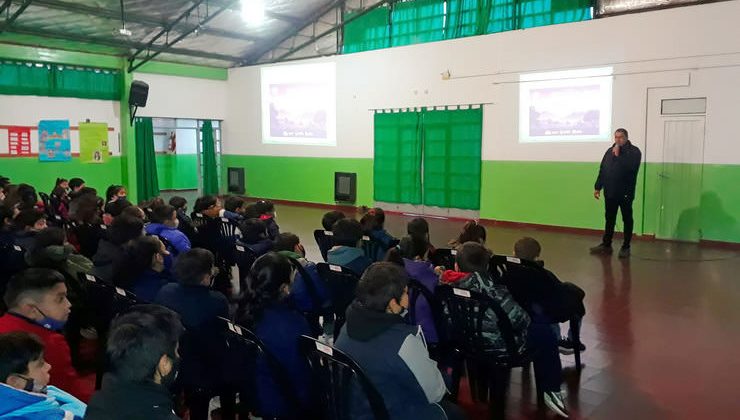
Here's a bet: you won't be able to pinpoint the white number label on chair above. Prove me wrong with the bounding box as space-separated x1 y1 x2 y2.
329 265 342 272
451 249 458 256
315 341 333 356
506 256 521 264
362 236 370 241
453 288 471 298
115 287 127 297
324 231 333 236
13 245 21 251
236 245 245 252
86 274 96 283
227 322 237 334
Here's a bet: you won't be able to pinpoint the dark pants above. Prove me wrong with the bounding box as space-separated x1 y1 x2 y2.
527 322 562 393
603 195 634 248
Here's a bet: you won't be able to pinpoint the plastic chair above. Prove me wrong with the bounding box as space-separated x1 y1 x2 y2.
0 243 27 312
429 247 457 270
299 335 389 420
316 263 361 338
313 229 334 262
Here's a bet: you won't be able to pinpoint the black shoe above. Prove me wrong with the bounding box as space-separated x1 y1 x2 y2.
618 246 631 258
589 243 612 255
558 338 586 355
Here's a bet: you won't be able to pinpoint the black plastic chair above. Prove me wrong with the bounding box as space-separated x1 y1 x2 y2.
313 229 333 262
316 263 361 338
287 257 332 336
217 317 304 419
77 272 138 389
0 243 27 312
436 284 535 419
66 222 106 259
490 254 583 371
299 335 389 420
429 247 457 270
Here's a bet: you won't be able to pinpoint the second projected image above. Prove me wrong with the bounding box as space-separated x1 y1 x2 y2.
261 62 336 146
519 67 613 142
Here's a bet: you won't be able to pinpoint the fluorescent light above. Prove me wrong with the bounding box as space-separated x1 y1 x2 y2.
241 0 265 25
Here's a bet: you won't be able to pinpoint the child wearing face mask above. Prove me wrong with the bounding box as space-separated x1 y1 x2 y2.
144 204 191 257
0 268 95 402
0 331 87 419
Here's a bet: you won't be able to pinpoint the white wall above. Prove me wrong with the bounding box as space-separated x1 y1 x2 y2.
0 95 121 155
133 73 228 120
225 0 740 165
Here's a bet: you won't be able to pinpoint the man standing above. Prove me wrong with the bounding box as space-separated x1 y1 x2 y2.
590 128 642 258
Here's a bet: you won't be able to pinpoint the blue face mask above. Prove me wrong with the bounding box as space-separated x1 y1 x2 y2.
34 306 67 331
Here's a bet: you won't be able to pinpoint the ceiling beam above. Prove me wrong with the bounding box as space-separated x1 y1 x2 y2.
0 0 14 16
207 0 304 24
0 0 32 34
12 0 261 42
240 0 342 65
128 0 240 72
4 25 241 63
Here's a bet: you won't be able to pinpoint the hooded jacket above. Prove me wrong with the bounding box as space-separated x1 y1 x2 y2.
0 314 94 402
84 375 178 420
0 383 86 420
91 239 122 284
144 223 191 256
335 302 448 420
403 258 439 343
277 250 330 312
327 246 372 277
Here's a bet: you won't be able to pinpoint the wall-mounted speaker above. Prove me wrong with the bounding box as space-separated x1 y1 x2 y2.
228 167 245 195
335 172 356 203
129 80 149 107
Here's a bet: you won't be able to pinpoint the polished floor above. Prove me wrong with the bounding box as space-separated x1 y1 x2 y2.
274 203 740 420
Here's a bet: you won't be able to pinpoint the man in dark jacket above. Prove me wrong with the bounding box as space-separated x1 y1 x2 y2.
335 262 464 420
84 304 184 420
591 128 642 258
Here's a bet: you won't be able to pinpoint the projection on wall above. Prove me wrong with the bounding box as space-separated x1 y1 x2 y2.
261 62 336 146
519 67 613 143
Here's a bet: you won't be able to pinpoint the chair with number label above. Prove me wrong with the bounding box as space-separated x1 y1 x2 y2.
314 229 334 262
316 263 361 338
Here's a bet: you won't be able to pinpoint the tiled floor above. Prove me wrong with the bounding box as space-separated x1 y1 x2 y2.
273 203 740 420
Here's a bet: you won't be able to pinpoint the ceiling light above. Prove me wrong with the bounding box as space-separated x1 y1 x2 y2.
241 0 265 25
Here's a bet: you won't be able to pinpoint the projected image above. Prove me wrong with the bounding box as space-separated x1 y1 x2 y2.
519 67 613 142
269 83 328 139
261 62 336 146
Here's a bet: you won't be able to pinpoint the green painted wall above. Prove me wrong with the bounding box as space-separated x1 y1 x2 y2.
222 155 740 243
156 154 199 190
0 156 123 193
221 155 374 205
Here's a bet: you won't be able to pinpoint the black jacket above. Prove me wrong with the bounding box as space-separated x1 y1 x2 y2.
501 263 585 323
594 141 642 200
84 375 179 420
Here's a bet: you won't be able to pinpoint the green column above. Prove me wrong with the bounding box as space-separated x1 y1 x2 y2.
119 64 138 203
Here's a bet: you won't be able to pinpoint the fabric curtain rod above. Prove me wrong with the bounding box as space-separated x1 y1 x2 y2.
369 102 492 113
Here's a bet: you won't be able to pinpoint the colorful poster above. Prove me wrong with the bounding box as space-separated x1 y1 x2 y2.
79 122 109 163
38 120 71 162
7 126 32 156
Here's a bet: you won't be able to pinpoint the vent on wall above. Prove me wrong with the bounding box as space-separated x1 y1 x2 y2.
335 172 356 203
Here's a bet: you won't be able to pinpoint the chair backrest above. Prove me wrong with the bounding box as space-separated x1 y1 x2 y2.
287 257 328 314
190 212 209 230
406 278 445 340
429 247 457 270
314 229 334 262
489 254 542 282
316 263 361 327
436 284 521 360
361 235 384 262
217 317 302 417
0 243 27 311
299 335 389 420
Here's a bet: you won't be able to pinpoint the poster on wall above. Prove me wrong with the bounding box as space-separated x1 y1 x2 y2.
79 122 109 163
38 120 71 162
7 126 31 156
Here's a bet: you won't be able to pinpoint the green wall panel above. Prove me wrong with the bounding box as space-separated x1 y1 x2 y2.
479 160 644 231
221 155 373 205
0 156 123 193
155 154 199 190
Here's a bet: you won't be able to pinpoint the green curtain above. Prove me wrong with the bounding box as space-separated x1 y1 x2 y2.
517 0 593 29
134 117 160 201
201 120 220 195
343 6 391 53
446 0 492 39
488 0 517 33
0 61 121 100
422 108 482 210
391 0 446 47
373 111 423 204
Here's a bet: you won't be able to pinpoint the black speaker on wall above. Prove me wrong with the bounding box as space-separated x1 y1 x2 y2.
228 167 246 195
128 80 149 125
335 172 356 203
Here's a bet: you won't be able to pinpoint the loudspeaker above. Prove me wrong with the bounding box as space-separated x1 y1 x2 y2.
227 167 245 195
128 80 149 107
334 172 356 203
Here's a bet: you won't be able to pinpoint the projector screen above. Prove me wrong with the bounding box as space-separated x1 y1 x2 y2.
261 62 336 146
519 67 613 143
